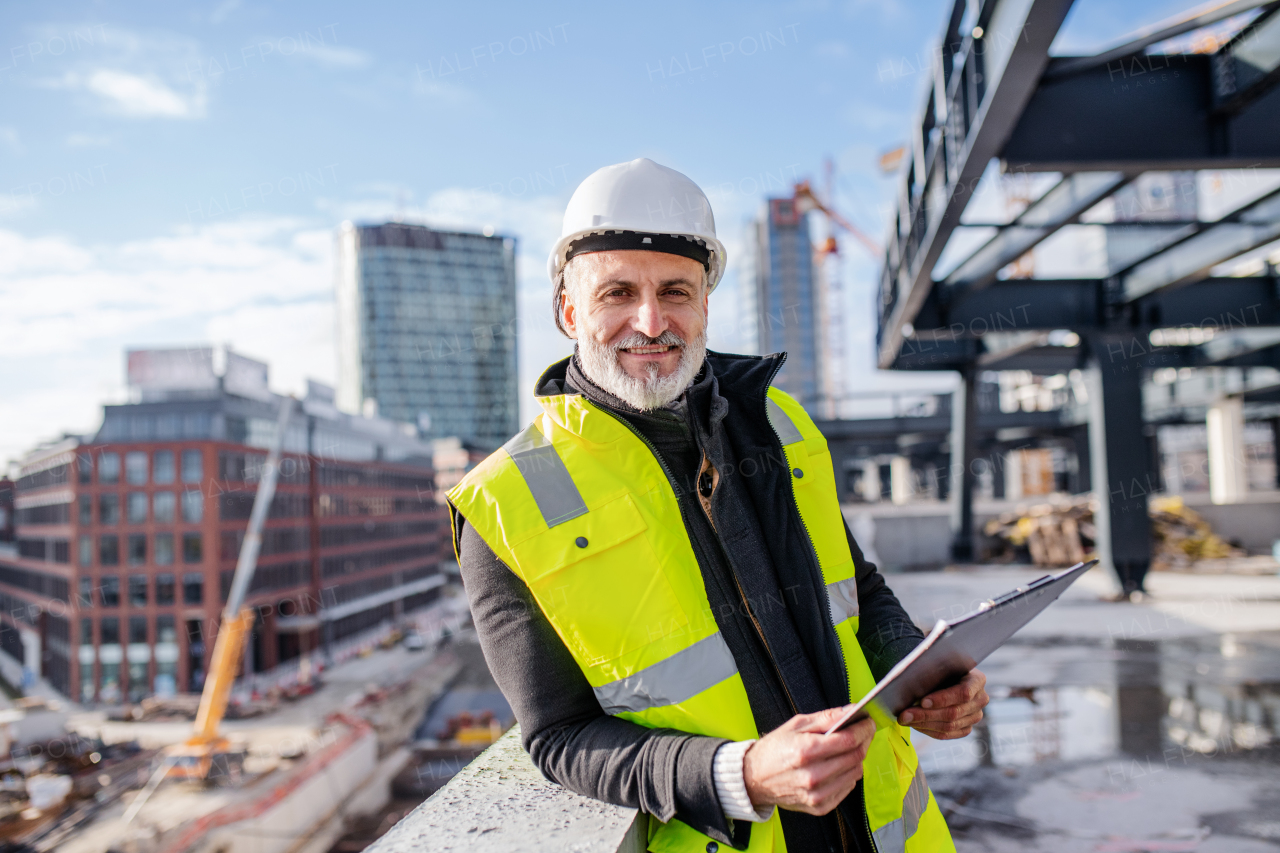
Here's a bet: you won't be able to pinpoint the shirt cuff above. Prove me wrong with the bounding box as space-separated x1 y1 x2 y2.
712 740 775 823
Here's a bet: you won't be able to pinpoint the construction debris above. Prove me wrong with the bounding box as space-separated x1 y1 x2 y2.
983 494 1270 572
1148 496 1246 569
983 495 1095 568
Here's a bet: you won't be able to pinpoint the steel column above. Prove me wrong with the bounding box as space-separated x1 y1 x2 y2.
1086 334 1153 594
949 366 979 562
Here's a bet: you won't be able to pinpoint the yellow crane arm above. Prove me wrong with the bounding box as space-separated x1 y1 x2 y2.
185 395 294 749
191 608 255 742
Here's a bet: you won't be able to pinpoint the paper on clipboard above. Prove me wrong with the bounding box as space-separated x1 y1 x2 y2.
824 559 1097 735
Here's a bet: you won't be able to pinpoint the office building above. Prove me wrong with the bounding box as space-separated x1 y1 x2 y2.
336 222 519 449
5 347 446 703
747 198 823 407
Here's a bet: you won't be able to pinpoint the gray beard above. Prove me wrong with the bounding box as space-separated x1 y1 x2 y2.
576 328 707 411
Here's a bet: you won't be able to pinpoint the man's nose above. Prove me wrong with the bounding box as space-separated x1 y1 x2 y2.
631 290 668 339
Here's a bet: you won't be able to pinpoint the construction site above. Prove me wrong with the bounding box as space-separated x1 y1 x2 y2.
3 0 1280 850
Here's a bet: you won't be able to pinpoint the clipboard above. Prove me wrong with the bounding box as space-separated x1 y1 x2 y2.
825 559 1097 734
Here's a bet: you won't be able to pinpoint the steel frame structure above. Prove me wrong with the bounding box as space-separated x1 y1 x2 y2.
874 0 1280 590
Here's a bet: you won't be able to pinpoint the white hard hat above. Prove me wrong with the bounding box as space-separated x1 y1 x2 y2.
548 158 727 291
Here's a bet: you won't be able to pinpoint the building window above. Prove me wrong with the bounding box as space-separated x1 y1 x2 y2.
99 535 120 566
53 540 70 563
79 495 92 526
78 535 93 567
182 533 202 564
129 615 147 644
99 494 120 525
156 614 176 643
127 534 146 566
155 533 175 566
125 452 148 485
78 577 93 607
78 453 93 485
129 574 148 606
100 616 120 644
100 575 120 607
183 573 204 605
153 492 175 523
181 490 203 524
155 573 175 605
153 450 175 484
99 452 121 484
127 493 148 524
181 450 202 484
79 617 95 702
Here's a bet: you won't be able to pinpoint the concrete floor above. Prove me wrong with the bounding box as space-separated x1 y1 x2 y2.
884 565 1280 852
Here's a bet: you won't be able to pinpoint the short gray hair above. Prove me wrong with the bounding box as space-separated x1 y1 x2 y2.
552 256 709 338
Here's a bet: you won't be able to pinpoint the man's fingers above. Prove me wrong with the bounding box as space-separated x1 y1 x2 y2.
792 722 875 765
900 693 988 725
918 673 981 710
793 705 859 733
781 752 868 814
912 710 985 738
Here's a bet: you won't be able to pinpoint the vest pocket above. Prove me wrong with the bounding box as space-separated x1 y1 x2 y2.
513 494 690 667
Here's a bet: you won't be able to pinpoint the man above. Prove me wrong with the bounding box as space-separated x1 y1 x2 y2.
448 159 987 853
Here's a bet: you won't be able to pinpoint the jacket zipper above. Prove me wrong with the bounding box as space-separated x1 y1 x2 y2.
762 356 850 707
762 357 864 853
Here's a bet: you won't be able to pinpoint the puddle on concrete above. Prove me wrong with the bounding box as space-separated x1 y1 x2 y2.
913 632 1280 775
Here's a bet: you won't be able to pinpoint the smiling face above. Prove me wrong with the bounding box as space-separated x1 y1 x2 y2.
561 249 709 410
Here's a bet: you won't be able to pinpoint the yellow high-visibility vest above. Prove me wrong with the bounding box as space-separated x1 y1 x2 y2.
449 377 955 853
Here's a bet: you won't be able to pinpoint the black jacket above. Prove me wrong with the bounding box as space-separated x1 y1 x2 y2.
454 352 924 851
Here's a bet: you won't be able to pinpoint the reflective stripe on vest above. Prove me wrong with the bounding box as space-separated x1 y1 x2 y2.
872 764 931 853
765 397 804 445
503 422 588 527
593 631 737 715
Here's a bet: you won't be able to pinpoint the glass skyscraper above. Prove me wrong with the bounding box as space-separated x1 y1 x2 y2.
336 222 519 449
748 198 821 406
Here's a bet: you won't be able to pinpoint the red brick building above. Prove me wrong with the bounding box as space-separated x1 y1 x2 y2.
5 350 447 703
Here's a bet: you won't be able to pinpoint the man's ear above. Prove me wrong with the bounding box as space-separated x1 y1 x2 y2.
561 287 578 339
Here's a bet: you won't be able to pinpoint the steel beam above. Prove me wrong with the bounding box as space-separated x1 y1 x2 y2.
878 0 1077 369
1045 0 1274 82
1122 189 1280 300
914 276 1280 334
1002 55 1280 171
1213 7 1280 115
944 172 1127 288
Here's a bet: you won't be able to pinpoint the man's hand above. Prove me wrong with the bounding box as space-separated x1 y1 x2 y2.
898 669 989 740
742 707 876 816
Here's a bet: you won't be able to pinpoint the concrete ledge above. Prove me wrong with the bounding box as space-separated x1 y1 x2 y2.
365 727 647 853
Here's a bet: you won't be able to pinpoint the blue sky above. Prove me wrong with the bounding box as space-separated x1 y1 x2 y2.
0 0 1208 465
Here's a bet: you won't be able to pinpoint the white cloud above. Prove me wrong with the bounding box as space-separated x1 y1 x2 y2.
85 69 205 118
0 218 333 466
24 25 208 120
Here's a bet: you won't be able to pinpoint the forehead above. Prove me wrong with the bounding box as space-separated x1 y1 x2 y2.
571 250 704 286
